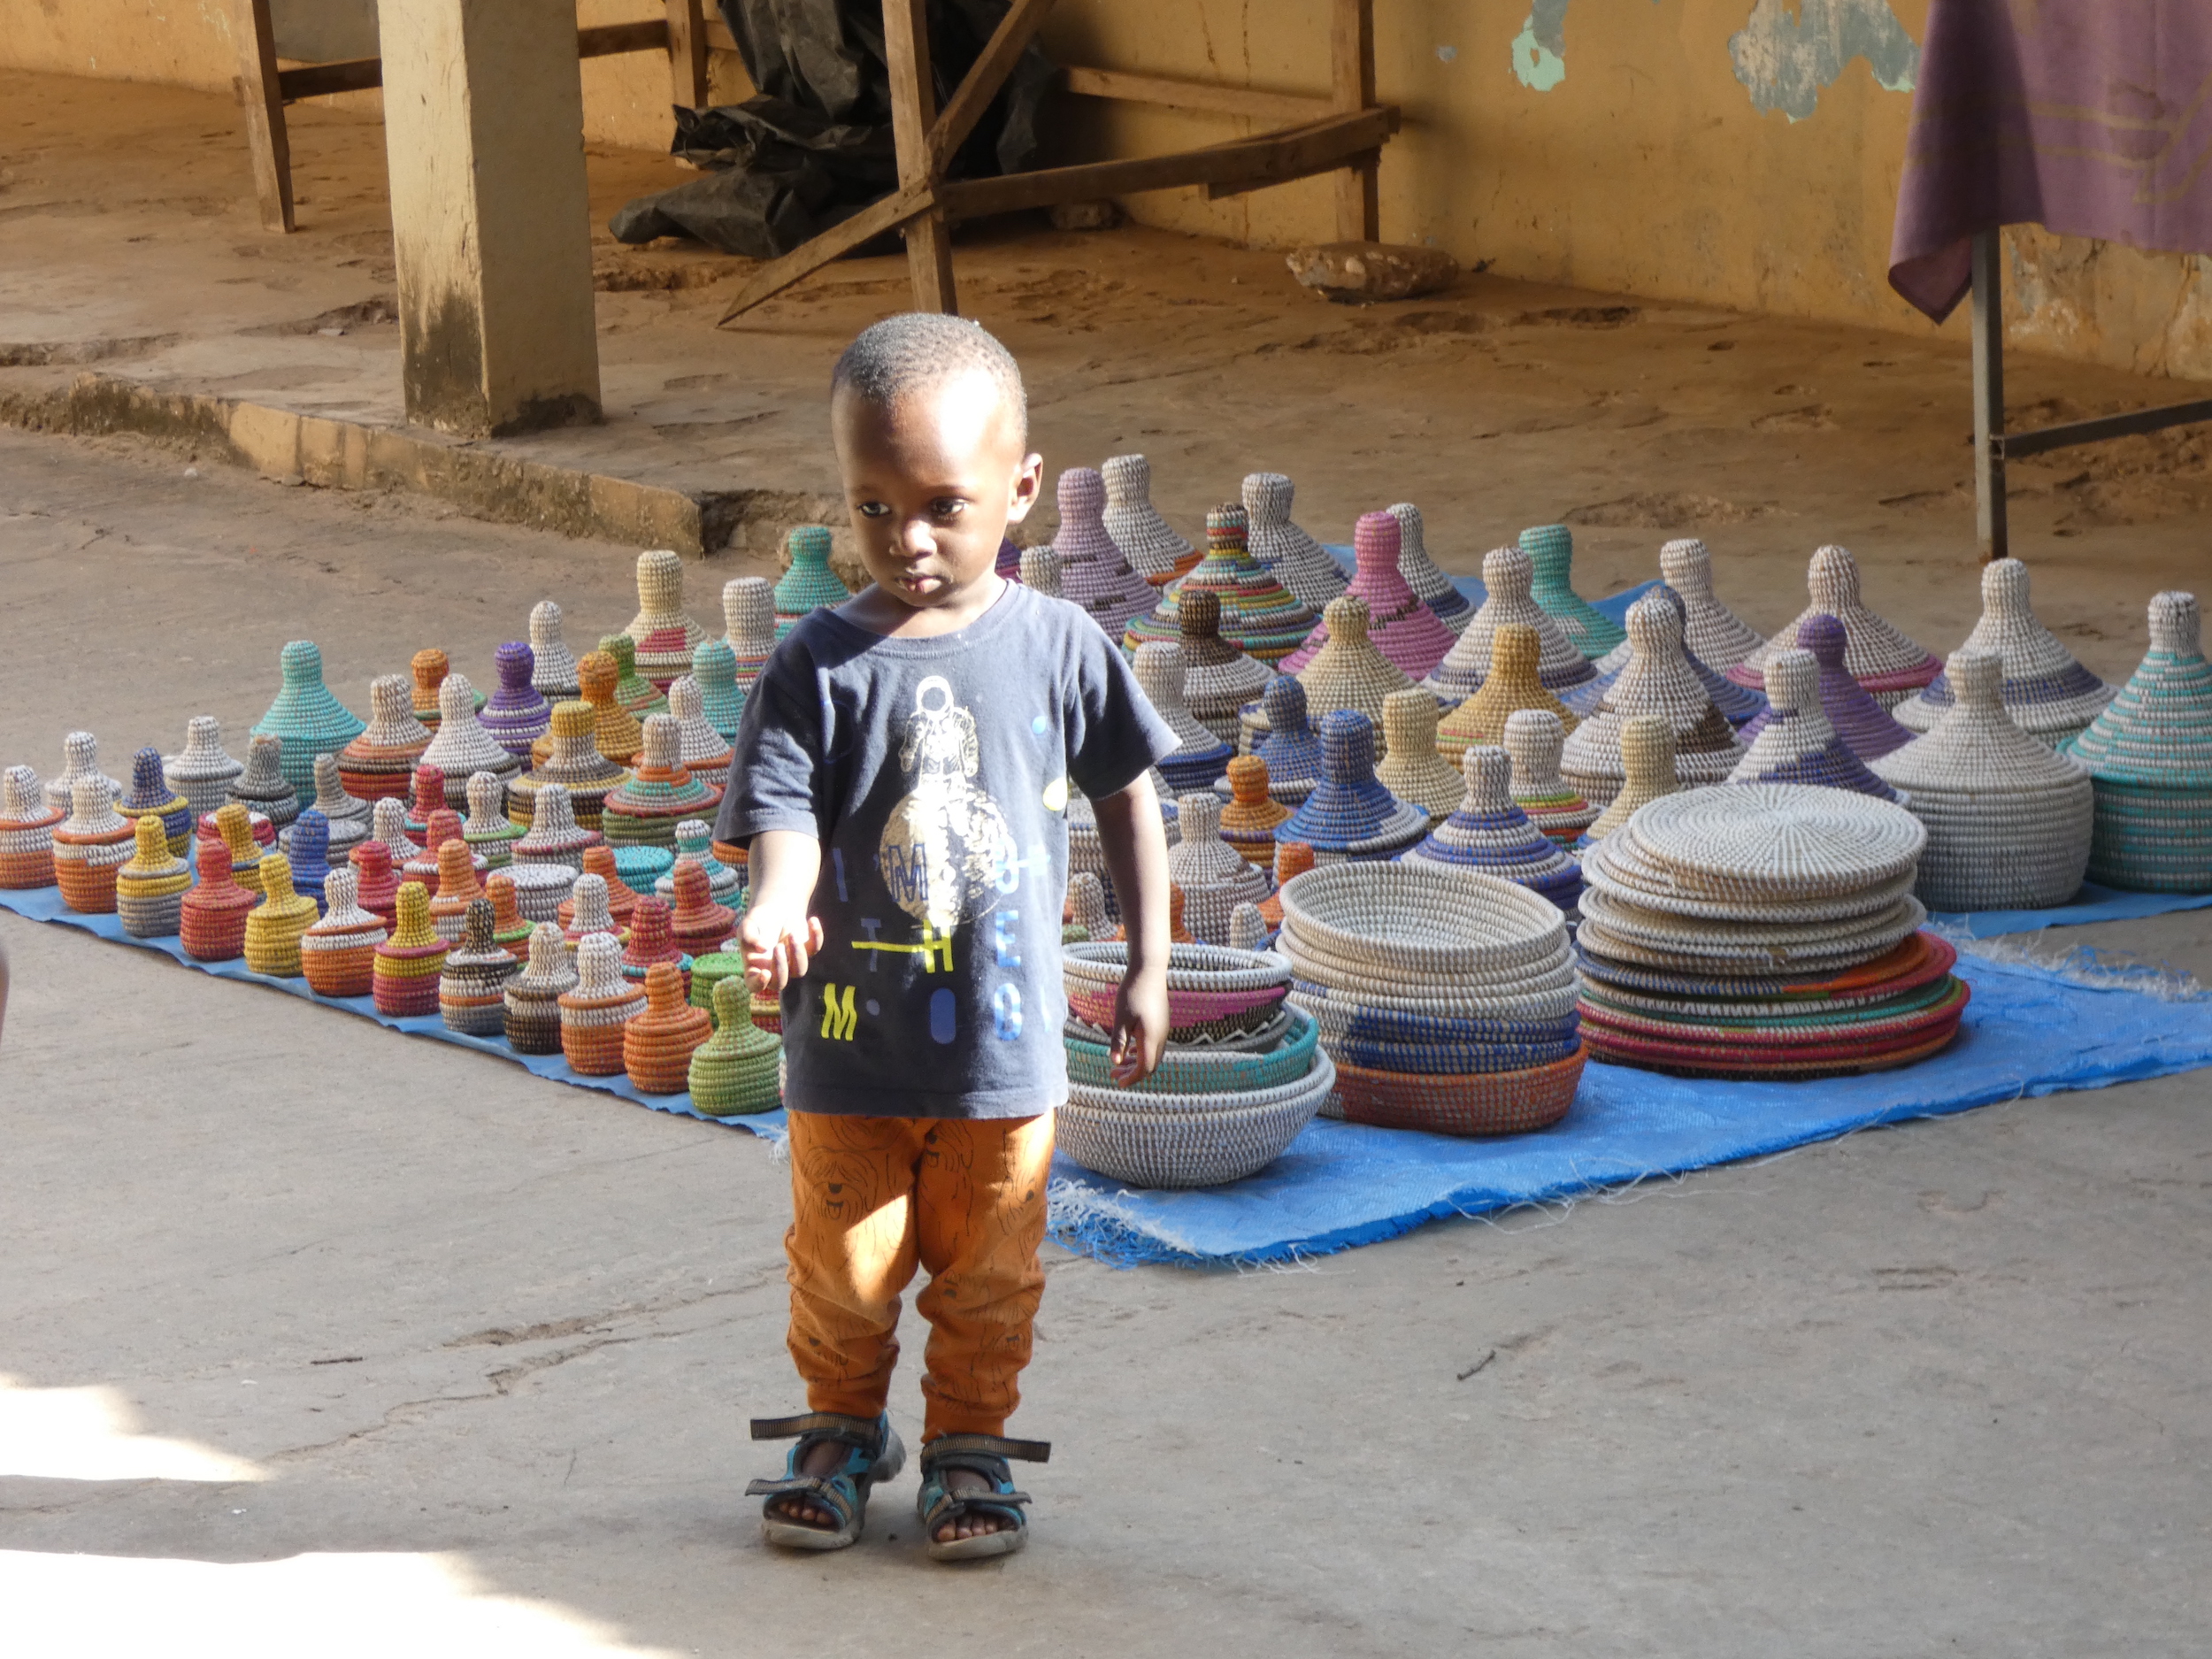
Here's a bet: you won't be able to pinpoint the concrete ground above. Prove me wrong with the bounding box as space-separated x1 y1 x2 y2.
4 434 2211 1657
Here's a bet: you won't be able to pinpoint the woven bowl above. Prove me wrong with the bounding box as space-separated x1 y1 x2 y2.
1057 1050 1333 1187
1326 1045 1585 1136
1063 1003 1321 1094
1063 941 1292 1042
1278 861 1569 979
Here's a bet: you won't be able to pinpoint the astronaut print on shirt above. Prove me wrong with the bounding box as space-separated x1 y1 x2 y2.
879 675 1018 933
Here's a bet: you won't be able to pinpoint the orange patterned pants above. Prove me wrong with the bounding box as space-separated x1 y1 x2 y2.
783 1110 1054 1441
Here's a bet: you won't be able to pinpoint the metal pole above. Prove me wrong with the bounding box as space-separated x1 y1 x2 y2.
1970 227 2007 563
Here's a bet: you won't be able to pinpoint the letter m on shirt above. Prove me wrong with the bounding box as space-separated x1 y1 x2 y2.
819 984 857 1041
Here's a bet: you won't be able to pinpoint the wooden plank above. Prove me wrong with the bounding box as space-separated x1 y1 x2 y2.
2002 396 2212 461
883 0 956 313
277 56 382 101
577 19 672 58
1330 0 1378 240
232 0 295 232
664 0 710 110
703 14 738 52
941 105 1397 219
1058 65 1333 125
716 180 939 323
926 0 1057 177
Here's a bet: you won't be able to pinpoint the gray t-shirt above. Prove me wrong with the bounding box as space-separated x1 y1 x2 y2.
716 580 1178 1118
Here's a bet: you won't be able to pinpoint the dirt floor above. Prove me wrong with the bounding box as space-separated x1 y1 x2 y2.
3 66 2212 1657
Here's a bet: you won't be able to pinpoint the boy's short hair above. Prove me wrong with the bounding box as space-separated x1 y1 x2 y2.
831 312 1027 445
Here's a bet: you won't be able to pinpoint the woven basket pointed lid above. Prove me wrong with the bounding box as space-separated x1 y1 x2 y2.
1020 542 1064 600
1295 595 1413 726
562 931 641 1009
720 577 777 691
657 820 741 900
1878 648 2094 795
422 674 520 782
577 652 646 764
1727 649 1903 801
1732 544 1940 695
1283 511 1455 679
1407 746 1582 897
1502 708 1592 811
465 771 519 840
1583 715 1681 840
2 764 62 833
1374 686 1468 819
664 675 734 772
1278 710 1430 854
1563 591 1745 784
1220 755 1293 834
1133 641 1234 766
775 526 853 631
1151 503 1318 664
1520 524 1627 657
1167 792 1271 896
346 675 434 757
515 783 600 861
1055 467 1153 641
44 732 119 818
1242 472 1348 611
689 639 747 741
307 865 386 942
510 921 580 995
58 775 129 842
1657 538 1764 670
118 811 188 884
1896 557 2115 737
2062 591 2212 787
1425 545 1594 698
230 735 299 814
1387 503 1471 624
186 836 257 916
411 648 483 724
307 753 369 824
481 642 551 752
525 701 630 791
1440 623 1578 755
1175 589 1273 715
1254 675 1324 794
1737 614 1914 760
1102 454 1194 579
699 973 780 1059
1621 781 1925 902
443 896 518 973
250 849 320 927
595 635 664 718
285 809 334 888
165 717 242 794
253 641 365 790
1564 585 1767 724
626 549 706 679
528 601 581 697
119 746 189 823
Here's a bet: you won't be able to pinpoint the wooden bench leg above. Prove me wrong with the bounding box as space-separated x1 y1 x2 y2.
665 0 710 111
1331 0 1378 241
885 0 957 314
233 0 296 232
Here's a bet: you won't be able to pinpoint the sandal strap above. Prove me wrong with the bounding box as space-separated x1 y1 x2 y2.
744 1472 860 1529
749 1411 886 1448
920 1433 1051 1467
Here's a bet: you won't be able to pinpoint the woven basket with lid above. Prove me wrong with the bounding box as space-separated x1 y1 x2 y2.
1137 503 1319 664
511 702 630 829
1657 538 1764 671
1243 472 1348 611
118 745 193 856
1404 747 1584 914
503 922 579 1052
252 641 365 799
1727 649 1903 801
1176 588 1273 742
1502 709 1599 846
0 765 63 890
1282 511 1455 680
689 976 782 1114
1728 545 1940 708
114 812 191 937
1736 613 1913 761
301 865 386 995
339 676 434 803
626 548 707 688
480 641 551 761
1218 755 1292 866
1056 466 1155 645
1560 592 1744 806
774 526 852 639
419 674 520 803
1520 525 1626 658
528 601 581 700
1295 595 1415 729
54 777 134 914
1438 623 1579 760
1387 503 1472 633
1102 454 1197 581
1564 584 1767 726
1276 710 1429 862
1896 558 2114 744
720 575 776 697
1424 545 1597 704
1133 641 1234 793
1166 793 1272 945
1373 686 1469 822
227 733 301 832
440 897 521 1033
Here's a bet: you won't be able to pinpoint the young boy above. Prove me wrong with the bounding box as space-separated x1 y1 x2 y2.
718 312 1176 1562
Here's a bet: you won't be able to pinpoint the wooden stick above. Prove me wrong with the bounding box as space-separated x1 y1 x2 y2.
716 181 939 324
279 21 670 103
1330 0 1378 241
1059 65 1333 125
232 0 294 233
664 0 710 111
926 0 1057 178
883 0 956 313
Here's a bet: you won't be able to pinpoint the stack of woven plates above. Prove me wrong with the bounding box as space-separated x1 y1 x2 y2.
529 601 581 701
1282 511 1455 680
1423 546 1596 703
1102 454 1197 582
2061 590 2212 892
1873 648 2093 910
1896 558 2113 744
1403 748 1584 915
1574 785 1969 1078
773 526 850 639
1278 860 1584 1134
1729 545 1939 710
1242 472 1348 611
1387 503 1472 634
1059 941 1331 1187
1521 525 1626 659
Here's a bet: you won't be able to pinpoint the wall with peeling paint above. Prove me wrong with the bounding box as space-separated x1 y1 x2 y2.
4 0 2208 382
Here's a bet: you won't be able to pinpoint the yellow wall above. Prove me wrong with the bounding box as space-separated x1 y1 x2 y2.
6 0 2207 380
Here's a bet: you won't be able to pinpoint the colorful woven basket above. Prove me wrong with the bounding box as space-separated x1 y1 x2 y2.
528 600 581 700
1736 613 1913 761
1056 1051 1332 1188
2062 591 2212 893
0 765 64 890
560 931 645 1074
691 638 748 743
664 673 734 775
657 820 742 902
575 650 647 765
299 753 371 853
1374 686 1467 823
420 674 520 802
503 860 576 926
1056 466 1156 647
1560 592 1744 806
1249 677 1324 802
720 576 776 697
1295 595 1415 731
626 548 707 688
1282 511 1455 680
1520 524 1625 658
513 781 605 870
213 800 271 895
227 733 301 831
1242 472 1348 611
1387 503 1472 634
482 871 533 957
1502 710 1599 847
440 897 521 1033
1563 583 1767 726
1133 642 1234 794
1175 589 1274 743
373 881 447 1015
1424 545 1596 703
1102 454 1197 581
1872 648 2093 910
54 777 134 914
115 812 191 938
1133 503 1318 664
1276 710 1429 862
180 837 258 962
1217 756 1291 867
1728 544 1940 709
564 847 642 926
667 856 737 956
1064 940 1292 1046
774 526 852 639
1575 715 1679 846
427 838 488 940
602 714 722 848
1437 623 1579 761
620 895 690 992
339 675 433 802
252 641 365 798
597 633 667 721
462 770 521 870
301 865 387 996
164 716 244 819
510 702 629 830
243 850 319 977
688 976 782 1114
347 839 400 930
1896 558 2113 744
283 808 334 908
411 648 484 727
503 922 579 1053
480 641 551 761
1727 649 1904 800
118 746 193 856
625 960 713 1092
1404 747 1584 914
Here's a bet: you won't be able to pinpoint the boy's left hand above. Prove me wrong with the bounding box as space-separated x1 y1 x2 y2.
1108 963 1169 1087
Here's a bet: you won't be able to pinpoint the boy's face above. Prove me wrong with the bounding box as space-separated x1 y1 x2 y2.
832 370 1041 611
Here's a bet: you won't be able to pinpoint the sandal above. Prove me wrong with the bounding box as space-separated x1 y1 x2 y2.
915 1433 1050 1563
744 1411 906 1551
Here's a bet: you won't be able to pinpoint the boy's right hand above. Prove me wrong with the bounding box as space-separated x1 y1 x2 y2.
739 901 826 994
